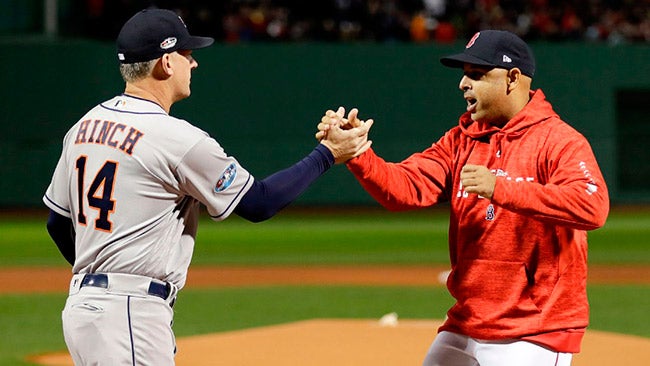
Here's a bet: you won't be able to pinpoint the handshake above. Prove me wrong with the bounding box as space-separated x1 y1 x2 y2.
316 107 374 164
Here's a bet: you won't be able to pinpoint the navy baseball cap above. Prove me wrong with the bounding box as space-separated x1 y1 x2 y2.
440 30 535 77
117 8 214 64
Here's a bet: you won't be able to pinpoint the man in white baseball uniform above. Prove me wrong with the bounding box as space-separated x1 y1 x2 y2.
43 8 372 365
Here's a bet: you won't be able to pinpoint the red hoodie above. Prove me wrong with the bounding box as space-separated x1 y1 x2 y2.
346 89 609 353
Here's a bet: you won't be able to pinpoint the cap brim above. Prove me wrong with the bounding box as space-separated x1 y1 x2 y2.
440 53 496 69
183 36 215 50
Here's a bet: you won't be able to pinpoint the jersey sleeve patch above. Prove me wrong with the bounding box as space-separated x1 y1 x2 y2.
214 163 237 193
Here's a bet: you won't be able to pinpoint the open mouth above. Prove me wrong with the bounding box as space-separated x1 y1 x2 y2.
465 97 477 112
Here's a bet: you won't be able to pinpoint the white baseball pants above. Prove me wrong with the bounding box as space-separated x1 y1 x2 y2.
422 331 573 366
62 273 177 365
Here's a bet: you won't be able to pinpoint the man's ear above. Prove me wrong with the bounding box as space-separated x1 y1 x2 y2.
153 54 173 80
506 68 522 92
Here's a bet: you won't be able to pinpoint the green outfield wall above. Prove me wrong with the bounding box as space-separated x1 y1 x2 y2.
0 39 648 207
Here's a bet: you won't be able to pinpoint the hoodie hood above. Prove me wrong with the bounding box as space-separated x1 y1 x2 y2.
459 89 559 139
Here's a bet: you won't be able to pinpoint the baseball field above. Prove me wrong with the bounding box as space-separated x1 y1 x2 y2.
1 207 648 365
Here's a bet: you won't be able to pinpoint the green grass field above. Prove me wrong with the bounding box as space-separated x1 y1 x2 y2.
0 207 648 366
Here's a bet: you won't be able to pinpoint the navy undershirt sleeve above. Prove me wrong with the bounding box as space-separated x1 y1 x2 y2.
46 210 76 266
234 144 335 222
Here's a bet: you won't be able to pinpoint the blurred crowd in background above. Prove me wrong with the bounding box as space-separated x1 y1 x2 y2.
67 0 649 44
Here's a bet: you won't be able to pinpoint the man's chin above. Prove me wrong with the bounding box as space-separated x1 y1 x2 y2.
470 113 483 123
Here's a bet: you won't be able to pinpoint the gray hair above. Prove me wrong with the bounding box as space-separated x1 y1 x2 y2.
119 59 158 82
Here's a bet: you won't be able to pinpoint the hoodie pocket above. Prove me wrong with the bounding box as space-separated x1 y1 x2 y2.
450 259 542 325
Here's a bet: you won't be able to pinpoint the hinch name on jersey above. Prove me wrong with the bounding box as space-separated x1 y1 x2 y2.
74 119 144 155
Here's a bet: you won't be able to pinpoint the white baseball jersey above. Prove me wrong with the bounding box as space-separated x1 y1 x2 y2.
44 94 253 288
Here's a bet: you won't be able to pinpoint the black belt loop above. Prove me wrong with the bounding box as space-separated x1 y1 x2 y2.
80 273 174 306
147 281 171 300
81 273 108 288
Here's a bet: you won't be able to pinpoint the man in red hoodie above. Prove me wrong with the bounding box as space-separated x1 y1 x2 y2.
317 30 610 366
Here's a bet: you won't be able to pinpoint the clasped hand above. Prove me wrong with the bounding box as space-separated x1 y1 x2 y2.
316 107 374 164
460 165 496 199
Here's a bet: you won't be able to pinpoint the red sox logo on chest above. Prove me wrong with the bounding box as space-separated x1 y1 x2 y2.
456 169 535 199
456 168 535 221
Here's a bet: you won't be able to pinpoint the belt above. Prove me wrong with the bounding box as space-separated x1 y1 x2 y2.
80 273 174 305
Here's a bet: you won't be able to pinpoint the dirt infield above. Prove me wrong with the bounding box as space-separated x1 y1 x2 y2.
29 319 650 366
5 264 649 366
2 264 650 294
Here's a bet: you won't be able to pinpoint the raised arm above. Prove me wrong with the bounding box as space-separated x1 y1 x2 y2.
236 112 373 222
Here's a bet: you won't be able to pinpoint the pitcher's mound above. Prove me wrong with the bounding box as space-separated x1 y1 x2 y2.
29 319 650 365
